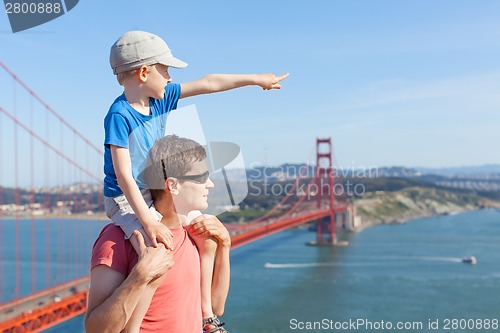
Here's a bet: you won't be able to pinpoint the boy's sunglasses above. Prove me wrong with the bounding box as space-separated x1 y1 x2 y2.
161 160 210 184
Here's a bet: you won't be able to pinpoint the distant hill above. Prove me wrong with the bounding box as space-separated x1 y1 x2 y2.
246 163 315 181
245 164 500 180
414 164 500 177
354 187 498 228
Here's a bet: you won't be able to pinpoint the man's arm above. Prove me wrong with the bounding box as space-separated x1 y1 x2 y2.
180 73 289 99
187 215 231 316
111 145 173 250
85 231 173 333
85 265 147 333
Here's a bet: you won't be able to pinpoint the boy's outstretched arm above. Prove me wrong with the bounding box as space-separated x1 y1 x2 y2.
180 73 289 98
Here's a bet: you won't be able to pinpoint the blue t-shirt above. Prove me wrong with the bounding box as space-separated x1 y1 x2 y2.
103 83 181 197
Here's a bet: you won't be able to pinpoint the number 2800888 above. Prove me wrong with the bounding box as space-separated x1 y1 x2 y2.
5 2 61 14
443 318 498 330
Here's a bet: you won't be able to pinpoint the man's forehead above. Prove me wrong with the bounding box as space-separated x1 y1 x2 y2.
186 158 209 172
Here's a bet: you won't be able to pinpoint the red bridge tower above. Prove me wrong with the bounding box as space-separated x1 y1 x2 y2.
313 138 350 245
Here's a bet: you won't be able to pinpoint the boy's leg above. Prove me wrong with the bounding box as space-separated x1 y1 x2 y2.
186 217 229 332
105 190 159 252
192 236 218 319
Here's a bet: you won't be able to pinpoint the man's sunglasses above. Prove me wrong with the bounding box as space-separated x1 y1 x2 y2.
162 160 210 184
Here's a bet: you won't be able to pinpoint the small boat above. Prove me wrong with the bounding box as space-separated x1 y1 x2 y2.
462 256 477 264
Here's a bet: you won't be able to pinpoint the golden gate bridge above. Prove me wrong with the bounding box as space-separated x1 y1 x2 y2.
0 62 355 332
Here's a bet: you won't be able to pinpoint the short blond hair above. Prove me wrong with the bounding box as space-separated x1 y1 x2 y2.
116 65 159 85
116 68 139 86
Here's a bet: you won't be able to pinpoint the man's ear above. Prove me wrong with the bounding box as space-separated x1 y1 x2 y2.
136 65 149 83
166 178 179 195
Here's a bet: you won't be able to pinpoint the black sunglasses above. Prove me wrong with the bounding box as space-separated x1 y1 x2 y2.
176 171 210 184
161 160 210 184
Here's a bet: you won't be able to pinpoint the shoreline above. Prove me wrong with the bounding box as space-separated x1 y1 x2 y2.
351 206 492 233
0 213 108 221
352 186 500 233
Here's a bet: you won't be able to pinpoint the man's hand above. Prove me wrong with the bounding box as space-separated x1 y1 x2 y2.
257 73 289 90
185 214 231 247
132 230 174 284
143 219 174 250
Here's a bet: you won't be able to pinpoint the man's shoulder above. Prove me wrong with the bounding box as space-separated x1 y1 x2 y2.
91 224 136 275
96 223 127 243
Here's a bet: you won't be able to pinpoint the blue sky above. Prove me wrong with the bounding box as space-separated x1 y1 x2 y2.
1 0 500 183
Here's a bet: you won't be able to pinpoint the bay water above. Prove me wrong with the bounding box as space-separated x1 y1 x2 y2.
2 209 499 332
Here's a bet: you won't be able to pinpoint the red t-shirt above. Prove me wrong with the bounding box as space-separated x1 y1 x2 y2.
91 224 202 332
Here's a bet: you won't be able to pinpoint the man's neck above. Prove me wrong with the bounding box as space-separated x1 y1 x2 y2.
155 196 189 228
160 209 191 227
157 208 180 228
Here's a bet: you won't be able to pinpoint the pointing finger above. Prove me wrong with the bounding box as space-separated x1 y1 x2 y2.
276 73 290 82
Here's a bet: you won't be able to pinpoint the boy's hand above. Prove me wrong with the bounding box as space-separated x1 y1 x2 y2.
143 219 174 250
258 73 289 90
132 230 174 284
186 214 231 247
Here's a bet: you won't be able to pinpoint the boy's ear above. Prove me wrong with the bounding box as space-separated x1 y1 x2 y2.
137 65 149 83
166 178 179 195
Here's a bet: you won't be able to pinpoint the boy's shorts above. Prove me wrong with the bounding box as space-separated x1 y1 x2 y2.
104 189 162 239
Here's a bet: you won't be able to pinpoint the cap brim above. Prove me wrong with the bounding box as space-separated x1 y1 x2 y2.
159 55 188 69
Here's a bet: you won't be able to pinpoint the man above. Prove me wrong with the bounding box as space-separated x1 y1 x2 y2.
85 135 231 333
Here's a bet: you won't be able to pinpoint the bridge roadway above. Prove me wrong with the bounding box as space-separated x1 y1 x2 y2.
0 277 89 323
0 206 348 332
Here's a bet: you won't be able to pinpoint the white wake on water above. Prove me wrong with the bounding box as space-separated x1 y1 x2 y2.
264 262 380 268
265 256 465 268
414 256 463 263
265 262 337 268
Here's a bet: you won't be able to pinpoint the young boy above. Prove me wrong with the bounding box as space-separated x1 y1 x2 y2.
103 30 288 331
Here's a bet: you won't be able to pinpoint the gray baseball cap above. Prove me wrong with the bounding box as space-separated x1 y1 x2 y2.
110 31 188 74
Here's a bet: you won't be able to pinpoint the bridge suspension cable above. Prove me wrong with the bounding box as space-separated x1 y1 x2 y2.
0 61 103 156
